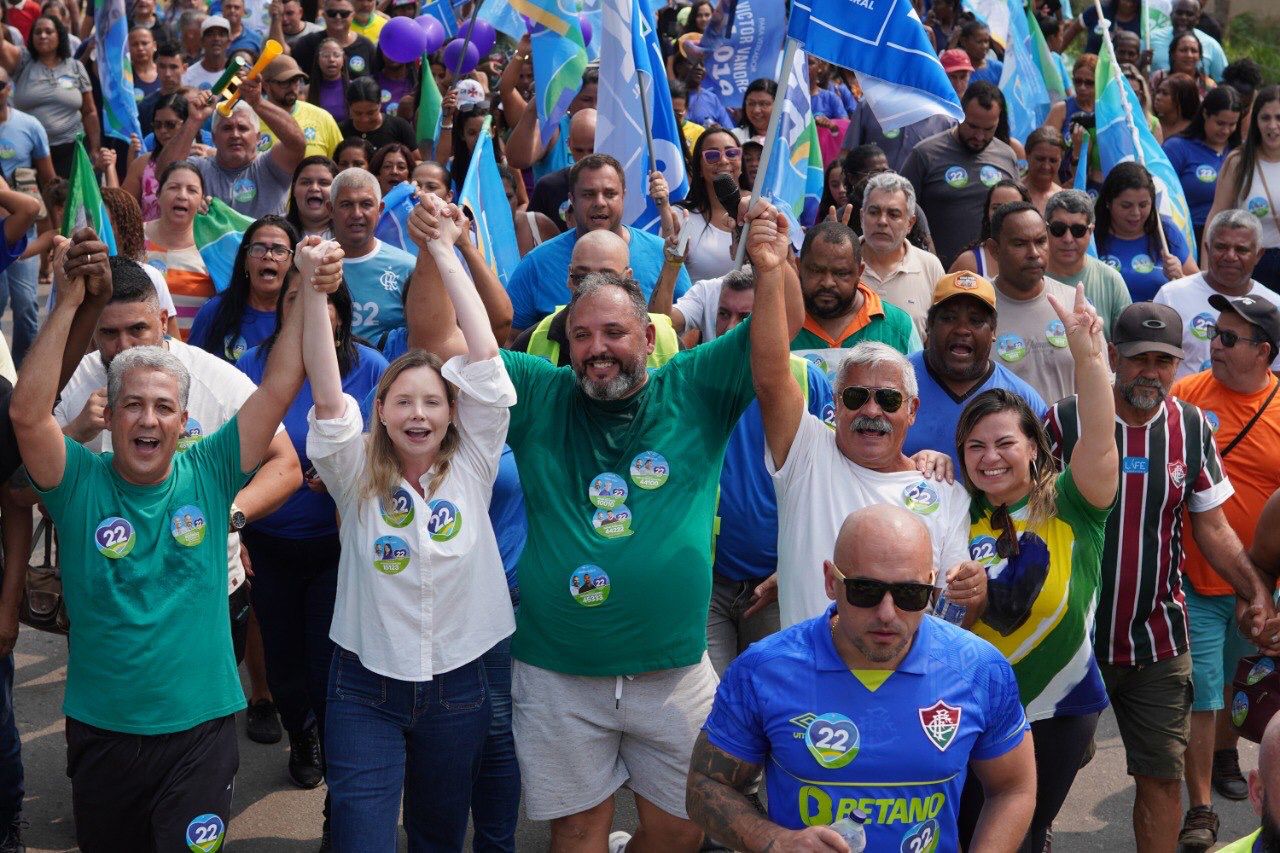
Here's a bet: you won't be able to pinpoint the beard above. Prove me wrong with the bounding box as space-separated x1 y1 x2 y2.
575 352 647 401
1120 376 1166 411
804 286 856 320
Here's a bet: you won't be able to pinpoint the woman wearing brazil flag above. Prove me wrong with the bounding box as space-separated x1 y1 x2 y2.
302 188 516 851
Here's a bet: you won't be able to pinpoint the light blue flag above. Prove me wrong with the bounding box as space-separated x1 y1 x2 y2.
477 0 527 40
1074 136 1099 258
596 0 689 233
580 0 602 62
1095 37 1196 262
376 182 420 254
95 0 142 142
684 0 786 112
760 47 823 247
511 0 588 144
788 0 961 131
459 117 521 288
999 0 1050 144
421 0 459 38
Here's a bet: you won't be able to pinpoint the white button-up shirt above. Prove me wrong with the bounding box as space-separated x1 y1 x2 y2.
308 355 517 681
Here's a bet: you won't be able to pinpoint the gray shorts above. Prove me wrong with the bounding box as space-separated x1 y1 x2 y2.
512 655 718 821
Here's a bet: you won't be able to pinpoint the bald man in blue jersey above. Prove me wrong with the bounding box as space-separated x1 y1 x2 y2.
686 504 1036 852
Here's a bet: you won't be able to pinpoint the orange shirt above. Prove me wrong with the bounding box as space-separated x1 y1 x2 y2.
1173 370 1280 595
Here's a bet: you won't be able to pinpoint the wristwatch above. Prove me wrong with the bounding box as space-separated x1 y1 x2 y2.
229 503 247 531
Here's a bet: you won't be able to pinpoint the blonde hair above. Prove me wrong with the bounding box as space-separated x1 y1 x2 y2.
362 350 460 502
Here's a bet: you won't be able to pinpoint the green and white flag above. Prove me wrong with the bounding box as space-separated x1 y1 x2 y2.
1141 0 1172 50
61 137 117 254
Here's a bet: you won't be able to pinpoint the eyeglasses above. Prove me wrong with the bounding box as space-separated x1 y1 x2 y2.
325 8 352 17
1207 325 1266 348
153 118 180 131
840 385 905 413
991 503 1021 559
702 147 742 164
828 562 934 611
1048 221 1089 239
247 242 294 260
1072 77 1095 87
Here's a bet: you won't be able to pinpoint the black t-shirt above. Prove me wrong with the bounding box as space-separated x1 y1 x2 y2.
0 379 23 485
508 309 570 365
338 114 417 150
292 31 377 80
529 167 571 233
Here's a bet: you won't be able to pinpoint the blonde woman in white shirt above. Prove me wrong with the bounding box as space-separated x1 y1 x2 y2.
302 191 517 852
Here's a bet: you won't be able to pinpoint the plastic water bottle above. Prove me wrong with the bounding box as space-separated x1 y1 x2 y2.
934 590 967 625
831 810 867 852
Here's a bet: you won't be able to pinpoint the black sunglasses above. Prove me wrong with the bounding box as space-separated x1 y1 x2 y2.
829 562 933 611
325 8 352 17
1207 325 1266 348
1048 221 1089 239
841 385 905 413
991 503 1021 559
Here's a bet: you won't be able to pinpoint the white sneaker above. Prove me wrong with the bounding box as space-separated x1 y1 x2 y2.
608 830 632 853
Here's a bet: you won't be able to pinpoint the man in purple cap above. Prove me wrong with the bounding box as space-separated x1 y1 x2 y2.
1046 301 1277 853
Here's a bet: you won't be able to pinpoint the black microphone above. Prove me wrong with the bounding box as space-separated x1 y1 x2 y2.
712 172 742 221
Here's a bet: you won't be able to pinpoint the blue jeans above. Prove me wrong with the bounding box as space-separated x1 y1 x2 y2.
0 254 38 365
325 646 491 852
0 654 21 821
471 636 518 852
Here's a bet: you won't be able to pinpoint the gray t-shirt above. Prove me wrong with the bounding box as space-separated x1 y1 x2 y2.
899 129 1019 269
284 21 323 48
195 154 292 219
10 53 91 146
1053 257 1132 343
992 276 1080 407
841 110 956 173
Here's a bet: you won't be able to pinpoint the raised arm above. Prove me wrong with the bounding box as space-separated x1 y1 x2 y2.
240 238 342 469
411 193 499 362
0 176 41 249
299 237 347 419
454 220 513 345
1047 283 1117 509
0 31 21 76
747 198 806 471
497 35 531 121
504 102 554 172
240 78 305 175
155 91 215 175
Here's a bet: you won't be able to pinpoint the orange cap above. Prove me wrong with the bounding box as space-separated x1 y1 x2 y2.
931 271 997 311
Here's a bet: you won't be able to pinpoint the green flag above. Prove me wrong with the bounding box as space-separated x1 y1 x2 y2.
61 137 117 253
416 58 443 154
1026 4 1066 101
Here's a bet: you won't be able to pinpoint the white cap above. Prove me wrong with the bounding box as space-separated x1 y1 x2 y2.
202 15 230 33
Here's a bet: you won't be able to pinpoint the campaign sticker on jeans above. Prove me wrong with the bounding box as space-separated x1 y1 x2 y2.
373 535 410 574
1190 312 1215 340
1248 657 1276 685
171 505 207 547
426 499 462 541
569 565 610 607
592 505 633 539
1046 319 1068 348
588 473 628 510
899 818 941 853
996 334 1027 362
630 451 669 490
1232 690 1250 727
902 481 939 515
185 813 225 853
94 516 136 559
178 417 204 451
379 487 415 528
803 712 860 768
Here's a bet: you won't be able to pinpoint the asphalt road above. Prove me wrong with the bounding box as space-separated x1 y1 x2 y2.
5 621 1266 852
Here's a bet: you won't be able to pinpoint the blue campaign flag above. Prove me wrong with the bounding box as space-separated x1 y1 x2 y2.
596 0 689 232
421 0 459 38
788 0 961 131
376 182 420 254
95 0 143 142
1095 37 1196 262
999 0 1050 144
580 0 602 62
1073 136 1099 258
458 117 521 288
476 0 526 41
684 0 786 112
510 0 589 143
760 46 823 247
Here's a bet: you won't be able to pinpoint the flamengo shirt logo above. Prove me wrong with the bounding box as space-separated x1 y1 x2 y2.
918 700 961 752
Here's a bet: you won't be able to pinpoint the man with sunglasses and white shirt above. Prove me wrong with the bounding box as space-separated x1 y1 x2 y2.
1154 209 1280 378
1044 190 1132 343
687 504 1035 853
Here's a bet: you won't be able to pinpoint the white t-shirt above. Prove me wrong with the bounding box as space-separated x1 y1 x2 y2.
674 276 724 341
683 210 735 284
182 62 225 92
53 337 268 593
44 262 177 320
768 413 972 628
1153 273 1280 378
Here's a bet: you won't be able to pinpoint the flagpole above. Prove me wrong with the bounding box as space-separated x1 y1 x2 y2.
452 0 488 80
635 51 669 219
733 36 799 270
1092 0 1171 258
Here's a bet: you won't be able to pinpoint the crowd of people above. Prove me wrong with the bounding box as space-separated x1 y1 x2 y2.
0 0 1273 851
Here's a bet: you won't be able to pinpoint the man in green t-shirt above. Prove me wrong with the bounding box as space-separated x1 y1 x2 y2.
10 236 339 852
499 200 793 851
789 221 922 385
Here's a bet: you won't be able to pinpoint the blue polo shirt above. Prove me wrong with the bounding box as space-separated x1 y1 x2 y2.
1162 136 1230 228
903 352 1048 471
1099 216 1191 303
506 226 692 330
704 606 1028 851
714 364 833 582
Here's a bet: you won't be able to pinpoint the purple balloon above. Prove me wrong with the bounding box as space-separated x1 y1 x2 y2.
381 15 428 63
578 14 592 47
459 18 497 55
416 14 446 55
442 38 480 75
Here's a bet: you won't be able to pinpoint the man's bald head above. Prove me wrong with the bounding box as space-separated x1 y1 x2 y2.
568 229 632 293
569 108 598 162
833 505 934 586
